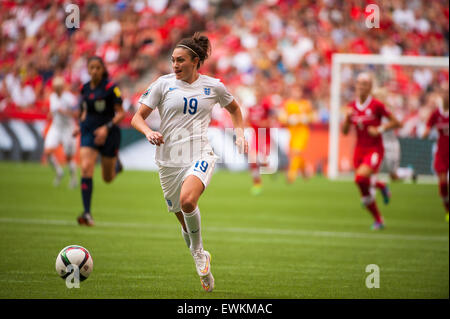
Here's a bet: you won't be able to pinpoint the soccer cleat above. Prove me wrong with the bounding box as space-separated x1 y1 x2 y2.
191 249 211 277
380 185 391 205
371 221 385 230
77 213 95 227
200 272 215 292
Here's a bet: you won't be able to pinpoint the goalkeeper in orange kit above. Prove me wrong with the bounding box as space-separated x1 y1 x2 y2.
279 86 314 183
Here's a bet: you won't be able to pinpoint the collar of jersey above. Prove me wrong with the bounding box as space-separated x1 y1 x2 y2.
356 95 372 111
176 74 202 87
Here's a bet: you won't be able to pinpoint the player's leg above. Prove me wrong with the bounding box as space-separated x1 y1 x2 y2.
63 132 78 189
249 129 262 195
78 147 98 226
180 157 217 292
180 175 205 250
100 156 118 183
434 152 449 221
437 173 449 215
66 154 77 189
175 211 190 248
99 125 122 183
288 131 308 182
355 163 384 229
373 175 391 205
44 127 64 186
180 175 214 291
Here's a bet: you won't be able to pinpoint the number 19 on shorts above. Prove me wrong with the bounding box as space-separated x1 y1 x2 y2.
194 160 208 173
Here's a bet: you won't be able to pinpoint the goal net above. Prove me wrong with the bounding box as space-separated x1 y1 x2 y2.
328 54 449 179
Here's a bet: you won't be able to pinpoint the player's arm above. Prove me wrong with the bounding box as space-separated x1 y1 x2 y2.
342 106 352 135
94 103 126 145
131 103 164 146
225 99 248 154
422 112 436 139
368 113 401 137
368 103 402 137
380 113 401 132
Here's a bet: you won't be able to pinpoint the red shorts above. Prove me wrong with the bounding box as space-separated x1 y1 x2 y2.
250 127 271 157
434 148 449 174
353 147 384 172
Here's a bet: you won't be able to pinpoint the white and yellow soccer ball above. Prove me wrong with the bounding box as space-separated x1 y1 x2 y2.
55 245 93 281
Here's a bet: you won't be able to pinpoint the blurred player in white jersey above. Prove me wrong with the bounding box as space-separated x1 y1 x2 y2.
132 33 248 292
44 77 78 188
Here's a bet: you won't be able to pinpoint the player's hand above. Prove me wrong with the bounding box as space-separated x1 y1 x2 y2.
344 107 353 122
146 131 164 146
94 125 108 145
72 126 80 137
236 136 248 154
367 126 381 137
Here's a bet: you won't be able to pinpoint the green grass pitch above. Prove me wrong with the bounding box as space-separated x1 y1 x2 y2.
0 162 448 299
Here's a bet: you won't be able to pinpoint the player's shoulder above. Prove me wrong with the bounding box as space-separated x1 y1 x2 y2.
103 79 119 91
159 73 176 81
199 74 223 87
62 91 77 102
81 81 90 92
348 100 357 108
153 73 176 89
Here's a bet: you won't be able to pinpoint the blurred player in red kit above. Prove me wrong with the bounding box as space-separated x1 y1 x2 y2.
247 86 276 195
342 73 401 230
423 89 449 222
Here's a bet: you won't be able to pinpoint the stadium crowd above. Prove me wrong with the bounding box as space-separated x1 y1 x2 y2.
0 0 448 136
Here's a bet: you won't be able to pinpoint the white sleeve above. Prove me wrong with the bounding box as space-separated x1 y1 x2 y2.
138 79 163 109
63 92 77 110
49 94 60 113
215 81 234 108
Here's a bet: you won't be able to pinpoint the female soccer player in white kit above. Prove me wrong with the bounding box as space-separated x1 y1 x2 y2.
44 76 78 188
132 33 248 292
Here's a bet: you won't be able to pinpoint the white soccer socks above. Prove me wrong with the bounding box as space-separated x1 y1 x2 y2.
181 227 191 248
182 206 203 251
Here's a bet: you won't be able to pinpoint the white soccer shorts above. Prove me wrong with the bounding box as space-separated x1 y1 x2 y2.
158 154 218 213
44 125 77 156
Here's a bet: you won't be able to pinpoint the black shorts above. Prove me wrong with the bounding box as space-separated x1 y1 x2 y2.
80 121 121 157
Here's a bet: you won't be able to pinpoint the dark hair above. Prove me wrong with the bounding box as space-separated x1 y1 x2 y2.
176 32 211 69
87 56 109 80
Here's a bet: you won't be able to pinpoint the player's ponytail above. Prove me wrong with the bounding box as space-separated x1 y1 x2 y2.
87 56 109 80
176 32 211 69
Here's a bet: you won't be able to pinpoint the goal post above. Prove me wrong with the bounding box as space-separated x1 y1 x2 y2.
328 53 449 180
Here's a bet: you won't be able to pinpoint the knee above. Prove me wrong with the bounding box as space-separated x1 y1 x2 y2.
80 162 93 177
180 194 197 213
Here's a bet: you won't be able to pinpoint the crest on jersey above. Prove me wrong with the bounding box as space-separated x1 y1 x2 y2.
94 100 106 112
204 87 211 95
365 109 372 116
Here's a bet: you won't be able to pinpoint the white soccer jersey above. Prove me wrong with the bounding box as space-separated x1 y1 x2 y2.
49 91 77 129
139 73 234 167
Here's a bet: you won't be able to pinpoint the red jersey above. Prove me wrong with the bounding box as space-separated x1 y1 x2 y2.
426 107 449 154
348 96 392 149
248 97 273 129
